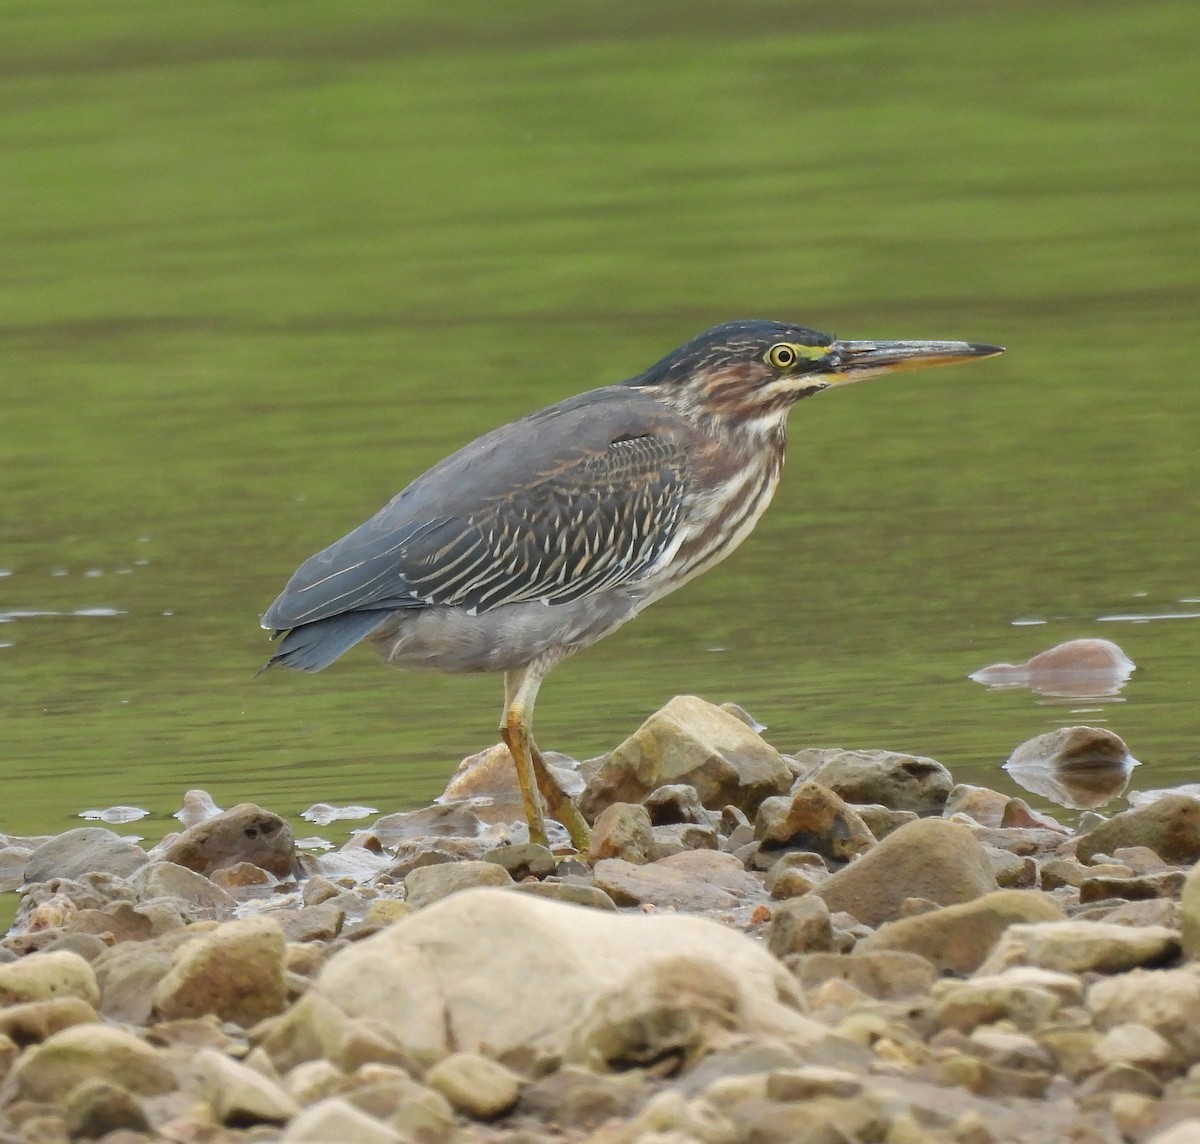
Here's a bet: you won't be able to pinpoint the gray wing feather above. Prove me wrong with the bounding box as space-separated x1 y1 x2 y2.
261 387 689 633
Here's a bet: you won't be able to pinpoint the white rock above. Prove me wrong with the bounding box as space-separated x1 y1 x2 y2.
282 1098 403 1144
197 1048 299 1124
311 886 823 1065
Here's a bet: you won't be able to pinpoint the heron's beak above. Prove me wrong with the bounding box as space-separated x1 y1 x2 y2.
824 339 1004 386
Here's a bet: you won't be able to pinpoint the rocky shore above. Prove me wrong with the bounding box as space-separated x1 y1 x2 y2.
1 694 1198 1143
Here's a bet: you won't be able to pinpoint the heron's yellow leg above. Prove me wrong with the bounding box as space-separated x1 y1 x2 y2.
529 742 591 853
502 663 590 854
500 685 549 849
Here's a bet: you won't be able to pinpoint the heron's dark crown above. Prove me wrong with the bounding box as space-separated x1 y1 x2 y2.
625 320 834 390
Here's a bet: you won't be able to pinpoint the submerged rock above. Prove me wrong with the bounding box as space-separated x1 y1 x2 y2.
970 637 1135 698
1003 726 1137 810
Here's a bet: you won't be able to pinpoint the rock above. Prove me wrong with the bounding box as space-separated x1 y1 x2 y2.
650 821 719 855
24 828 148 883
1079 870 1185 903
792 950 937 1000
944 784 1011 827
766 897 833 958
1181 859 1200 961
813 818 998 927
1088 968 1200 1067
63 1079 151 1137
754 783 875 862
1076 795 1200 865
797 748 953 814
197 1047 300 1125
1003 726 1136 810
1093 1022 1176 1072
282 1097 404 1144
643 784 714 825
1145 1121 1200 1144
276 902 345 943
766 1065 863 1100
764 853 826 900
857 889 1064 974
156 803 296 878
0 949 101 1007
93 943 173 1023
0 997 98 1043
515 881 617 910
403 859 513 908
131 861 236 918
592 850 761 912
482 842 556 880
518 1064 645 1130
854 804 917 840
425 1051 522 1119
366 803 490 848
587 803 655 864
10 1024 175 1100
978 921 1179 975
931 967 1081 1032
310 887 822 1067
970 638 1135 697
579 695 792 819
152 916 287 1025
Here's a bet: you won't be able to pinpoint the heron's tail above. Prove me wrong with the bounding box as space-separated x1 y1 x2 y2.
259 611 387 674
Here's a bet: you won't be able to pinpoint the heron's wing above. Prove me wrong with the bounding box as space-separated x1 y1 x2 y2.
404 433 687 614
262 389 690 630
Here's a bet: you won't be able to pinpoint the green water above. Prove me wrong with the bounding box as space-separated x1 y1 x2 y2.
2 1 1197 847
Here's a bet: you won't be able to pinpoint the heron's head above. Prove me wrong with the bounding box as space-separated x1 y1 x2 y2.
627 319 1004 435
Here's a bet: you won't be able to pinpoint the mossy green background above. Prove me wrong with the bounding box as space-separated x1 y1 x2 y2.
2 0 1197 843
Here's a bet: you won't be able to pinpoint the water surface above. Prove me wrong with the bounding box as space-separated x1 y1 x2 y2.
2 0 1197 847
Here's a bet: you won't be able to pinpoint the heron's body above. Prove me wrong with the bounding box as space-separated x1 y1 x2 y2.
262 320 1002 850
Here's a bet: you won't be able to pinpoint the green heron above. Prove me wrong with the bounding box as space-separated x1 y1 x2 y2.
261 320 1002 851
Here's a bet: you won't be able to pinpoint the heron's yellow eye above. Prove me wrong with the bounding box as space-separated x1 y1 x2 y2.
765 343 797 370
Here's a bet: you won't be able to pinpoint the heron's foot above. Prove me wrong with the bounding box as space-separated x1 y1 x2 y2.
500 724 550 849
529 750 591 854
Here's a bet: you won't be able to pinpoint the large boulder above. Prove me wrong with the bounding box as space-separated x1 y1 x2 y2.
814 817 997 927
291 887 825 1069
579 696 792 820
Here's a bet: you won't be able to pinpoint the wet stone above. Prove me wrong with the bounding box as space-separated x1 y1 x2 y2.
579 695 792 820
482 841 556 880
858 888 1064 974
24 829 149 884
156 803 296 879
514 880 617 910
1075 794 1200 866
766 896 833 958
403 859 513 908
754 782 876 862
644 783 715 826
425 1051 522 1119
587 803 655 865
798 747 954 814
815 817 998 928
1079 870 1186 903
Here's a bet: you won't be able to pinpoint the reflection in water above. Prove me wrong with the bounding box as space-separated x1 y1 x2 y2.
1003 725 1138 810
970 638 1135 699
